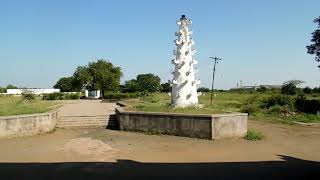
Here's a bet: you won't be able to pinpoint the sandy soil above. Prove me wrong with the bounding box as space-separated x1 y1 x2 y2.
0 120 319 179
0 120 319 163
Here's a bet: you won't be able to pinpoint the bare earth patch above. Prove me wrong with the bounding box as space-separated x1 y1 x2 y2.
59 137 118 161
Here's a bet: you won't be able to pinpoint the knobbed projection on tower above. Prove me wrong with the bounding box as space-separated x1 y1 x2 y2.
170 15 200 107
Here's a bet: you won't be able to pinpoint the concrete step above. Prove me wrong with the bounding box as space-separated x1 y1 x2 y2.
58 116 114 122
56 124 106 129
56 114 118 129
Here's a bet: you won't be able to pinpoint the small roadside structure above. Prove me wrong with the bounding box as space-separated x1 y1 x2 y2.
85 90 101 99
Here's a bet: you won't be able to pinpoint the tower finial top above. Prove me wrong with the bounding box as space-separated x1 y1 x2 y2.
180 15 186 20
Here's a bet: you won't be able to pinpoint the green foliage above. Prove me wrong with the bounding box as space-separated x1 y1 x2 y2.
53 77 75 92
244 129 264 141
303 87 312 94
241 104 259 115
266 105 293 115
42 93 80 100
263 95 294 109
121 91 320 123
313 87 320 93
123 73 161 93
103 93 139 99
280 80 304 95
197 87 210 92
240 95 261 115
22 93 35 101
136 73 161 92
141 94 160 103
306 16 320 67
161 83 171 93
0 96 59 116
123 79 140 93
256 86 267 92
63 59 122 93
0 87 6 93
64 93 80 100
295 94 320 114
6 84 17 89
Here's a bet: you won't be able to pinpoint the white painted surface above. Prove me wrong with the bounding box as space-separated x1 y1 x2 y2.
170 15 199 107
85 90 101 99
6 89 60 95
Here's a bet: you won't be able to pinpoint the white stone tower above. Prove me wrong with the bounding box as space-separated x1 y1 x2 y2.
170 15 200 107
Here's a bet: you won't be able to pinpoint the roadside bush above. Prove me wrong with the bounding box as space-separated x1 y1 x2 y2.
303 87 312 94
42 92 80 100
244 129 264 141
240 104 260 115
64 93 80 100
263 95 294 109
141 94 160 103
266 105 293 115
295 94 320 114
103 93 139 99
244 95 259 105
256 86 267 92
197 87 210 92
22 93 35 101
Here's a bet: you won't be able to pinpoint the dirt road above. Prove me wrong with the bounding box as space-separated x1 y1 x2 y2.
0 120 319 179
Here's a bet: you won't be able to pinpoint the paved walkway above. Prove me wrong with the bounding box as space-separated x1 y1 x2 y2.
57 100 118 128
59 100 117 117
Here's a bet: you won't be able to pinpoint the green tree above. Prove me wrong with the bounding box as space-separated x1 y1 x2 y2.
53 77 74 92
72 59 122 95
306 16 320 68
197 87 210 92
313 87 320 93
136 73 161 92
0 87 6 93
72 66 92 91
6 84 17 89
160 83 171 93
281 80 304 95
303 86 312 94
123 79 140 93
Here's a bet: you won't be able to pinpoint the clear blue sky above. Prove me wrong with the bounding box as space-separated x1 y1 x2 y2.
0 0 319 89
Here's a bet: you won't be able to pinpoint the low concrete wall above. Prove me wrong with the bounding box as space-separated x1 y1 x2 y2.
115 107 247 140
0 111 59 138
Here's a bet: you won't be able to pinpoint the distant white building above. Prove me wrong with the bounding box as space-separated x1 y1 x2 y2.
5 89 60 95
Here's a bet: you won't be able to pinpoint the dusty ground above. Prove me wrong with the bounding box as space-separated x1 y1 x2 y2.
59 100 117 116
0 120 319 179
0 120 319 162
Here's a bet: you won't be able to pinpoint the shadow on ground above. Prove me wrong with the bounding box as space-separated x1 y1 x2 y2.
0 155 319 180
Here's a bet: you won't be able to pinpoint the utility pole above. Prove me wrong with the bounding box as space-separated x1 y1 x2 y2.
209 56 222 106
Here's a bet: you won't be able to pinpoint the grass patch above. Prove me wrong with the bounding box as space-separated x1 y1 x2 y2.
0 96 60 116
244 129 264 141
122 92 320 123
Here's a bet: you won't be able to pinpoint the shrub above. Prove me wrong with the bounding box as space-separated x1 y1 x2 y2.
280 80 304 95
64 93 80 100
197 87 210 92
103 93 139 99
303 87 312 94
295 94 320 114
266 105 293 115
42 92 80 100
313 87 320 93
263 95 294 109
244 95 259 105
256 86 267 92
244 129 264 141
240 104 260 115
141 94 160 103
22 93 35 101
